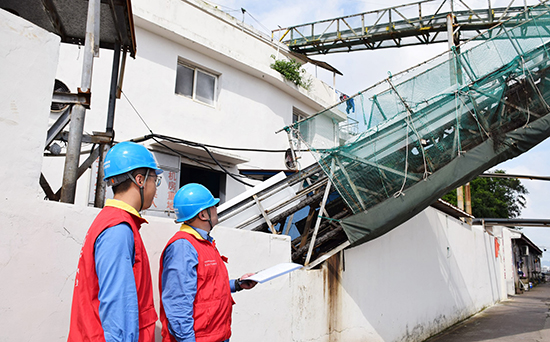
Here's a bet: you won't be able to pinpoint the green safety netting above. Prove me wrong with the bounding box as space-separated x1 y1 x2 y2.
286 4 550 246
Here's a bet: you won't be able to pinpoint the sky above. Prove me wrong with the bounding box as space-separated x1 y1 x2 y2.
206 0 550 265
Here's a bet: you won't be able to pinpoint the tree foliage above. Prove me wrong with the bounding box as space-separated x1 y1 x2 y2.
441 170 528 218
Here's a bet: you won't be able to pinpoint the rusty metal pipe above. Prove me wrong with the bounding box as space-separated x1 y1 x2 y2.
60 0 100 203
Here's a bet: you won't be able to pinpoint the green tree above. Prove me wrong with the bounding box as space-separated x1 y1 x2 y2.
441 170 528 218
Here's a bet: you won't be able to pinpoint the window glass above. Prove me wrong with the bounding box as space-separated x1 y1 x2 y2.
195 70 216 105
293 108 310 141
180 163 226 203
175 64 194 98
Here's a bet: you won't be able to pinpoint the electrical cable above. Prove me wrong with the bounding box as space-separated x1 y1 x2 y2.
143 135 264 181
203 1 240 12
121 90 154 135
132 133 311 153
244 10 271 35
121 90 255 187
150 136 255 187
205 3 272 37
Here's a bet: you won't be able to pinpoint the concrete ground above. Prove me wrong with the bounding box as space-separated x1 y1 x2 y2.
424 282 550 342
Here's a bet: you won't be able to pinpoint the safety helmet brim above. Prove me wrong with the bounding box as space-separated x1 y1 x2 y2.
103 141 163 181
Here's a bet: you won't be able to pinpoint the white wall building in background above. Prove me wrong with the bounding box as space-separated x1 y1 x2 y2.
0 3 521 342
42 0 337 215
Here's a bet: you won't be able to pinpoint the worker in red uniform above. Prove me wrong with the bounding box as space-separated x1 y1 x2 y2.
68 141 163 342
159 183 257 342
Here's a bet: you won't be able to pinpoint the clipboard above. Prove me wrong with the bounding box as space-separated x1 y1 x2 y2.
245 263 303 284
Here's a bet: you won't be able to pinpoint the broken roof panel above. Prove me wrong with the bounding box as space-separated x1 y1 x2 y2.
0 0 136 56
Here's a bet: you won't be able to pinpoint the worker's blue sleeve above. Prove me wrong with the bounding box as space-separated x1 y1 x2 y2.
161 239 199 342
95 223 138 342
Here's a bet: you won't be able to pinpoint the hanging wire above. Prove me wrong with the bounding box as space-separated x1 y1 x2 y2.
244 10 272 34
121 90 154 135
203 1 240 13
393 118 410 198
120 90 255 187
149 136 255 187
133 133 309 153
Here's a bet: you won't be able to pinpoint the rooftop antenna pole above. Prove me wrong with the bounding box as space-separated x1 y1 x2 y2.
61 0 100 203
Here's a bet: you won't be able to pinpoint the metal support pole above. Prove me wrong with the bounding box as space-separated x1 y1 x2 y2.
446 13 455 51
305 178 333 266
457 185 464 210
117 50 127 99
283 213 295 235
464 182 472 224
465 183 471 214
93 43 121 208
333 72 337 101
447 10 466 215
253 195 277 234
60 0 100 203
60 104 86 203
286 130 298 170
107 43 121 132
94 144 108 207
306 241 350 270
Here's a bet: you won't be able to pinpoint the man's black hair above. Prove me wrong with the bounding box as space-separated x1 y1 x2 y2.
112 168 150 195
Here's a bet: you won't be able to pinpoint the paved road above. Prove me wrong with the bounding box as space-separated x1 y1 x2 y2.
425 282 550 342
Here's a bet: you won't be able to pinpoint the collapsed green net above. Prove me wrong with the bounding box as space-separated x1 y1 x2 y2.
288 4 550 214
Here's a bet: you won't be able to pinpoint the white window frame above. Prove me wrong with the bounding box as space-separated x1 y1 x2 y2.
292 107 310 141
175 59 219 107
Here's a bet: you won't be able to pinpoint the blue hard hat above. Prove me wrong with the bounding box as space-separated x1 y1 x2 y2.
174 183 220 222
103 141 163 181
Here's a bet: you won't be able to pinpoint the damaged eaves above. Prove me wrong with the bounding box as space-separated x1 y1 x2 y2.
0 0 137 56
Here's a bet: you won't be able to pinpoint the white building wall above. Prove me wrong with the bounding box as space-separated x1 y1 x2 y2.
290 208 510 342
0 9 60 200
492 225 516 296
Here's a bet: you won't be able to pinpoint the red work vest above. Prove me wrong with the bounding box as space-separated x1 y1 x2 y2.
68 205 157 342
159 228 234 342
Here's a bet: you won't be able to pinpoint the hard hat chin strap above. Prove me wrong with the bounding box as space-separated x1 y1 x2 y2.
128 171 149 212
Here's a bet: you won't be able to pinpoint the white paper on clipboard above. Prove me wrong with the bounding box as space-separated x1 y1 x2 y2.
245 263 303 284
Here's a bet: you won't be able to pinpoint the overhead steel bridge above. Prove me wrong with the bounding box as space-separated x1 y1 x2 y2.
272 0 549 55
